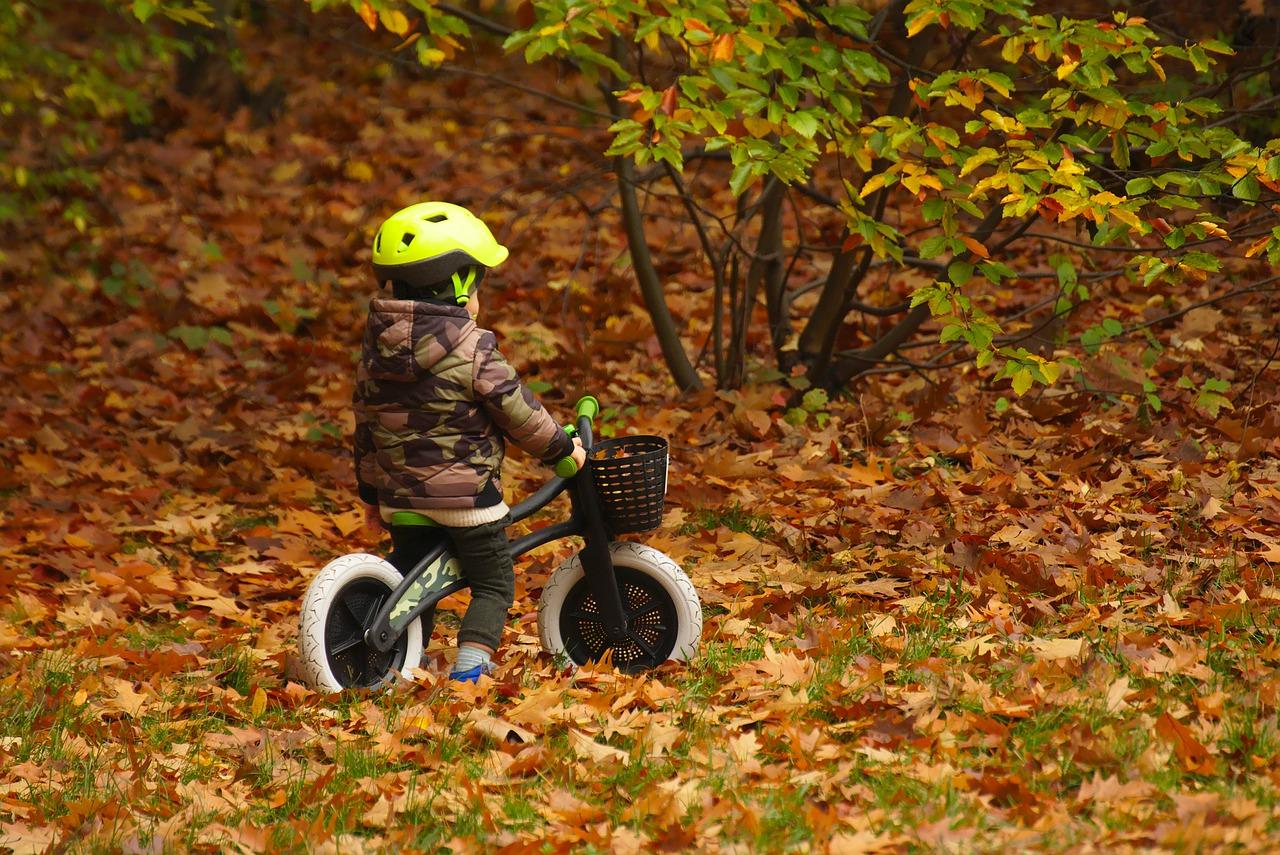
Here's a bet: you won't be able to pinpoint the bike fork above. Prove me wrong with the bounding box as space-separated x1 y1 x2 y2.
571 463 629 640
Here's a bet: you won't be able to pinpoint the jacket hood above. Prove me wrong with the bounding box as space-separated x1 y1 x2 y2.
362 298 476 382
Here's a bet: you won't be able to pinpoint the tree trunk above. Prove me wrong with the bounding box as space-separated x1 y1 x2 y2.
724 177 783 388
175 0 283 123
614 157 703 392
797 240 857 357
176 0 244 114
798 2 924 380
758 182 788 361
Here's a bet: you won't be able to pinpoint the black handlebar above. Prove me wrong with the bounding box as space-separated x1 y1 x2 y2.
510 397 598 524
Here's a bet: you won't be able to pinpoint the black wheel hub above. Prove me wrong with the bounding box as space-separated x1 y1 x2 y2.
324 577 407 689
558 566 679 672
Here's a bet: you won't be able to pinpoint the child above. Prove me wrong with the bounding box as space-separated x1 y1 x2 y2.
352 201 586 682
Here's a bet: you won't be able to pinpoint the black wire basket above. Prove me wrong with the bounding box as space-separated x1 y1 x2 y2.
588 435 669 534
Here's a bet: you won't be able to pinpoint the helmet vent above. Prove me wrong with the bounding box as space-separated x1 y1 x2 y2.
374 233 382 252
426 214 448 223
400 232 415 248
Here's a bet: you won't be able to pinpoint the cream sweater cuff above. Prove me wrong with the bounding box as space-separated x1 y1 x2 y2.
381 502 510 528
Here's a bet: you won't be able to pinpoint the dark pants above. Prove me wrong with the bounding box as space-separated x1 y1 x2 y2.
387 514 514 651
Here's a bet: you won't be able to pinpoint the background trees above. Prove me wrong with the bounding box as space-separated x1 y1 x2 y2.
7 0 1280 413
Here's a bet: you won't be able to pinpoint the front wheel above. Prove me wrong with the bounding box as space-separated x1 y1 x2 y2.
538 542 701 672
298 553 424 692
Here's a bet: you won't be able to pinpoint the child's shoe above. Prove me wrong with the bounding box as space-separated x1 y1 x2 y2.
449 662 493 683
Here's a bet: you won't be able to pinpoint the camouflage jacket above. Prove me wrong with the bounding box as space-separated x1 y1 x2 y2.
353 299 573 510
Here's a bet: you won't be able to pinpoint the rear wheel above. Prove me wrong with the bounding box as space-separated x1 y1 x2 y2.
538 542 701 672
298 553 424 692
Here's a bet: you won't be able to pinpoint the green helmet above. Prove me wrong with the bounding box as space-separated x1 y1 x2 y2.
371 202 509 304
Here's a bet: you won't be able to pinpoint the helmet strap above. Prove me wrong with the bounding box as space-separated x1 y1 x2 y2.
451 267 477 305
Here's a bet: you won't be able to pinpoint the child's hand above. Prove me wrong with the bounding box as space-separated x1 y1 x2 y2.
570 437 587 470
363 503 382 533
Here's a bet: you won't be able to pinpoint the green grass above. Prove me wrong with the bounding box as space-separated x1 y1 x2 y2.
677 502 773 540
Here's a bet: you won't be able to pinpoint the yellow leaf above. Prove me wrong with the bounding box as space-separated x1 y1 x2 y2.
906 10 936 37
860 173 887 198
1012 367 1033 396
953 634 999 659
960 147 998 178
1030 637 1088 660
270 160 303 183
568 729 628 764
738 33 763 54
380 8 409 36
344 161 375 182
866 614 896 638
65 533 93 549
1109 206 1143 231
742 116 773 138
105 677 149 717
251 686 267 718
1056 59 1079 80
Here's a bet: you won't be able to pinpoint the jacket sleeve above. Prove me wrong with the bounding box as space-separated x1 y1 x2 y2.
352 394 380 505
472 332 574 463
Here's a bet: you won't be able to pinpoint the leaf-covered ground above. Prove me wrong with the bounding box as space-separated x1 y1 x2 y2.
4 15 1280 854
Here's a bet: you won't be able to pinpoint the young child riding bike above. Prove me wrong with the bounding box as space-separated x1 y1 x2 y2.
353 201 586 682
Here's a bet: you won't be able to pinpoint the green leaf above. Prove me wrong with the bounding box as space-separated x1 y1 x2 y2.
1203 377 1230 393
169 325 210 351
1082 326 1104 355
729 161 755 197
801 388 829 412
1124 177 1153 196
947 261 974 286
918 235 950 259
1233 175 1260 202
1112 133 1130 169
789 111 819 139
1197 392 1232 418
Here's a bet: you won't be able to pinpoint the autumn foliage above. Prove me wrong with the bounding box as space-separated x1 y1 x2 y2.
3 1 1280 853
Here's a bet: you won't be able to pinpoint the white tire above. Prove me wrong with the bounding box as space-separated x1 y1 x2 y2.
538 541 701 670
298 553 424 692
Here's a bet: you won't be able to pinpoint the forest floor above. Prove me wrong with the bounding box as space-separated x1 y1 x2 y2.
3 11 1280 854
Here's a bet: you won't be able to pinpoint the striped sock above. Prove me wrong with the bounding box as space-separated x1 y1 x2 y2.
452 645 491 674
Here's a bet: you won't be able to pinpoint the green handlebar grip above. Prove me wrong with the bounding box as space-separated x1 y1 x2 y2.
575 395 600 421
554 456 580 478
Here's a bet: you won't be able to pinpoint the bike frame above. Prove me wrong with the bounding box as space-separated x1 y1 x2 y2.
363 412 630 654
